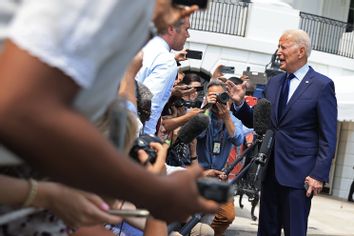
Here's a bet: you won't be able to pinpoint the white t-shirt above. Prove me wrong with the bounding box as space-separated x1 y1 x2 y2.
0 0 155 164
7 0 154 121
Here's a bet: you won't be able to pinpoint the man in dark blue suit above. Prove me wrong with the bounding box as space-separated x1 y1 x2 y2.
228 29 337 236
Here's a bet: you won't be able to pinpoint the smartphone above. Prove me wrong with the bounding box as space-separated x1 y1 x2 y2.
220 66 235 74
108 209 150 218
186 49 203 60
172 0 209 9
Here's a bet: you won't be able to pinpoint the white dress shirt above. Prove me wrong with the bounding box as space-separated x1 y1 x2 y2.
135 36 178 135
0 0 154 164
287 64 310 103
7 0 154 122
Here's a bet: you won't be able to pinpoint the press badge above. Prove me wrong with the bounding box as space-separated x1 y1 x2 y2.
213 141 221 154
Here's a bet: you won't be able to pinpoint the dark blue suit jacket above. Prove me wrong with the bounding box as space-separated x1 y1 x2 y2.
233 66 337 189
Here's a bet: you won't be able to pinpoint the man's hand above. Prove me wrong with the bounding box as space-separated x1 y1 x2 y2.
215 102 230 120
225 80 247 105
148 165 219 222
304 176 323 197
174 49 188 62
187 107 203 116
137 142 168 175
171 85 196 98
202 169 227 180
211 64 224 80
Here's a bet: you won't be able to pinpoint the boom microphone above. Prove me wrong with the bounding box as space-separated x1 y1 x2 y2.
167 113 210 166
253 98 271 136
175 113 210 145
229 129 274 186
257 129 274 162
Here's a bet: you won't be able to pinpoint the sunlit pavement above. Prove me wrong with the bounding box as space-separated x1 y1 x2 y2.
225 195 354 236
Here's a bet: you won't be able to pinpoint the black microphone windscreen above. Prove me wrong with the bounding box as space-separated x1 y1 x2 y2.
177 113 210 144
259 129 274 156
253 98 271 135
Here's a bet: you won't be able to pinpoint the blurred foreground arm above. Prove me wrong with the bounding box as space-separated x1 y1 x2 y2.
0 175 121 228
0 41 218 222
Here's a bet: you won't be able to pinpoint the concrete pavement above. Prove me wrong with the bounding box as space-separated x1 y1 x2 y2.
225 194 354 236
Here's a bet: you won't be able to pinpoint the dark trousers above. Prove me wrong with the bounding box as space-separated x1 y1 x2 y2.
257 164 312 236
348 180 354 202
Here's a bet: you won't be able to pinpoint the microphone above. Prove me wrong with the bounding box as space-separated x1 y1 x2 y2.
256 129 274 164
228 129 274 186
253 98 271 136
167 113 210 166
174 113 210 145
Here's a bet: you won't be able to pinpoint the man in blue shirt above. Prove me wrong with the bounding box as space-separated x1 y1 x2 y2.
197 79 244 236
136 17 190 135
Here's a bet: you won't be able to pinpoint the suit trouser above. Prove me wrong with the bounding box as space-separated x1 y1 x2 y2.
348 180 354 201
257 168 312 236
210 200 235 236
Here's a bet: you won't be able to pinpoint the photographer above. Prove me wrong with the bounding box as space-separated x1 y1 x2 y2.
158 89 203 166
196 79 244 236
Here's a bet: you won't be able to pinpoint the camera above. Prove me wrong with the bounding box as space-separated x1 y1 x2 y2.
129 134 163 165
197 177 233 203
216 92 230 104
173 98 203 108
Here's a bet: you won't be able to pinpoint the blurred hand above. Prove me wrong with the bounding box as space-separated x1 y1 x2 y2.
187 107 203 116
202 169 225 179
138 142 168 174
148 164 219 222
153 0 198 34
305 176 323 197
215 102 230 120
172 85 195 98
34 182 122 228
206 93 217 104
211 64 224 80
175 49 188 62
225 80 247 105
128 50 144 75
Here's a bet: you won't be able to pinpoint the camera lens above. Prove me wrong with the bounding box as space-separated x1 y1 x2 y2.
217 92 230 104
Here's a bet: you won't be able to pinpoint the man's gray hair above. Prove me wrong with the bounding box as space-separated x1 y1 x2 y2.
283 29 312 57
159 18 185 35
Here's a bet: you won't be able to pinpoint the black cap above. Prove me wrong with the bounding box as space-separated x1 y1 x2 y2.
228 76 243 85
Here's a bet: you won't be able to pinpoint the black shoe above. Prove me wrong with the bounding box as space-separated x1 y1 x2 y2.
348 198 354 202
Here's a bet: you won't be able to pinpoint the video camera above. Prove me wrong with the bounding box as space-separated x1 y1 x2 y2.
129 134 163 165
